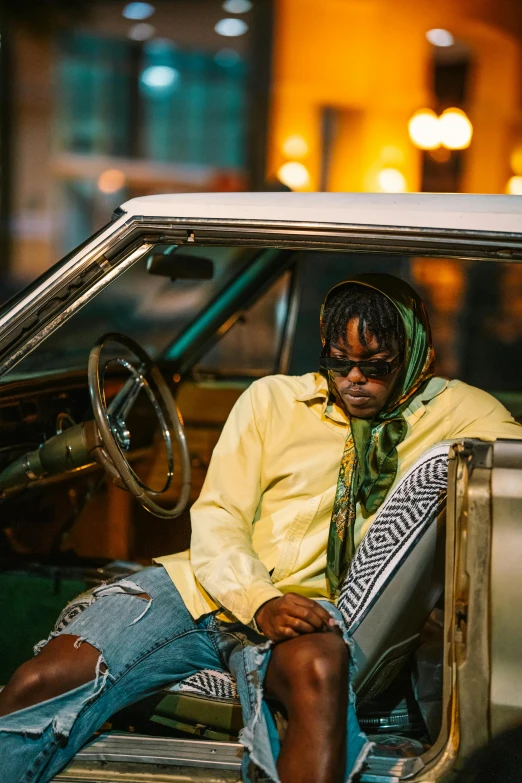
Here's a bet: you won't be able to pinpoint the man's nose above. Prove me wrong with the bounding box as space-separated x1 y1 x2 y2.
345 365 367 383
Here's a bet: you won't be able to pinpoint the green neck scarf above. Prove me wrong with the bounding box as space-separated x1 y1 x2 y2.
321 274 435 595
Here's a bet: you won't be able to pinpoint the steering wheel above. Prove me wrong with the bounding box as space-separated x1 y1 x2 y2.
88 333 191 519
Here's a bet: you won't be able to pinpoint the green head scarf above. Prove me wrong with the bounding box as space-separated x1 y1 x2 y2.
320 273 435 595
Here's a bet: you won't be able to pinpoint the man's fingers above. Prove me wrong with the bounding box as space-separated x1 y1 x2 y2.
283 615 317 634
284 604 326 630
286 595 334 627
280 627 300 640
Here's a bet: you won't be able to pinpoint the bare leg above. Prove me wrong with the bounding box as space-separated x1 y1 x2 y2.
0 590 150 717
265 631 349 783
0 635 101 717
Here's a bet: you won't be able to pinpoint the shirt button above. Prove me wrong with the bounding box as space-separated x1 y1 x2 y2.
309 498 318 505
288 535 296 542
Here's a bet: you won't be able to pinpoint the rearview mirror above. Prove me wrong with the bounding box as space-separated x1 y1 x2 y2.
147 251 214 281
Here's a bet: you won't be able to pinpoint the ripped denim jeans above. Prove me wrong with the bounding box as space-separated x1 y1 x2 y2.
0 566 371 783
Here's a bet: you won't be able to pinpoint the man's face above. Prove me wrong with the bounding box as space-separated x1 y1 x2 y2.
330 318 402 419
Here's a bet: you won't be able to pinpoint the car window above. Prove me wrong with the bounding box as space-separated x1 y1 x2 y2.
288 251 522 407
193 271 292 378
288 251 413 375
2 245 256 382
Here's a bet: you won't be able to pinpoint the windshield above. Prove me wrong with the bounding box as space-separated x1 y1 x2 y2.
2 245 256 382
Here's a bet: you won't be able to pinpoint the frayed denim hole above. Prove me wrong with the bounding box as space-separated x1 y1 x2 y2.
91 579 152 627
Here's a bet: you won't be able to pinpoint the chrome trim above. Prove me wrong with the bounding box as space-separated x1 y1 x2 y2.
1 212 521 380
0 219 125 332
105 356 175 494
278 265 302 375
490 439 522 734
61 731 424 780
71 733 243 770
0 243 153 378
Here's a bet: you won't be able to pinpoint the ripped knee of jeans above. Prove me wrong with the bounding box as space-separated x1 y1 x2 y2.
91 578 152 626
34 576 152 659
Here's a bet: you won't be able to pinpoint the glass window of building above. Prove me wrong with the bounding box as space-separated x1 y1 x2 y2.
55 32 247 169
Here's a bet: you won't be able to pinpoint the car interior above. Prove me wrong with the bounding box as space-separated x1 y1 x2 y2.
0 243 521 780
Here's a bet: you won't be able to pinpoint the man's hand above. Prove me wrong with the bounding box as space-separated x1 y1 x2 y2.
255 593 336 642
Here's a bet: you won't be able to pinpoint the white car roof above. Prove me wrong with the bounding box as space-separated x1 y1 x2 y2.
119 192 522 234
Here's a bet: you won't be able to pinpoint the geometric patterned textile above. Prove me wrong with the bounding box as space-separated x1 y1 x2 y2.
52 592 93 634
169 443 450 704
169 668 239 701
337 442 449 633
47 444 449 704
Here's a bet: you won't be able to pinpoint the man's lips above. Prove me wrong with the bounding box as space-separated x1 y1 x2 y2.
342 389 371 404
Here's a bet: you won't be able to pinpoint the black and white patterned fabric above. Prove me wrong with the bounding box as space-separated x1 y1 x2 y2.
170 442 450 702
337 441 449 632
47 444 449 703
169 668 239 701
53 592 93 633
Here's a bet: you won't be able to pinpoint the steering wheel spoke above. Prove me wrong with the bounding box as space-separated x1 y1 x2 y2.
88 333 191 519
108 366 146 422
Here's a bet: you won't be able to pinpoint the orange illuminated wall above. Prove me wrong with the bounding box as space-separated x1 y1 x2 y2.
268 0 522 194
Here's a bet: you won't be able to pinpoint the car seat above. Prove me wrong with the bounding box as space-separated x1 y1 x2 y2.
137 442 450 740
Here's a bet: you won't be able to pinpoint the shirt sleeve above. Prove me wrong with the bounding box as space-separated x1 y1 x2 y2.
448 381 522 440
189 380 283 625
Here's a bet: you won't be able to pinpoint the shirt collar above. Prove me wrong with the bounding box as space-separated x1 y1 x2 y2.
295 373 449 427
294 372 329 403
295 373 349 425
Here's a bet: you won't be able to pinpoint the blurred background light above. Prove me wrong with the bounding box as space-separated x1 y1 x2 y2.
282 134 309 159
426 28 454 47
128 22 156 40
97 169 126 193
277 161 310 189
507 176 522 195
214 48 241 67
122 2 155 21
439 108 473 149
215 18 249 36
376 167 407 192
222 0 253 12
509 146 522 175
408 108 441 149
141 65 179 90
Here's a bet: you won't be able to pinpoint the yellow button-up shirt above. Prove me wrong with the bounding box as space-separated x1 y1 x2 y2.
156 373 521 625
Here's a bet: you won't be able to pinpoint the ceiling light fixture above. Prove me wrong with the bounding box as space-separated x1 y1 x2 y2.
507 176 522 195
426 28 454 47
408 109 441 150
141 65 180 90
376 168 407 193
223 0 253 12
277 161 310 190
215 18 249 36
122 2 155 21
439 108 473 149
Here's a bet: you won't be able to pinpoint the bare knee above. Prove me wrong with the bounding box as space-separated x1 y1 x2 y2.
3 658 53 706
0 635 101 717
293 635 348 693
268 633 348 709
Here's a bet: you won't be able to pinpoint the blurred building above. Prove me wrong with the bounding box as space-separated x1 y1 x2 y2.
1 0 522 293
0 0 273 287
268 0 522 195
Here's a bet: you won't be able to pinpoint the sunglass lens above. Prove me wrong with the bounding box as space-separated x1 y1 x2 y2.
359 362 389 377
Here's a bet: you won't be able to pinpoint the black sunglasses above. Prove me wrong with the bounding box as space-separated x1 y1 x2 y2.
319 354 401 379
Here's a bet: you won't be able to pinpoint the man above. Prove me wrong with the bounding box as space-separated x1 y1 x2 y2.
0 274 520 783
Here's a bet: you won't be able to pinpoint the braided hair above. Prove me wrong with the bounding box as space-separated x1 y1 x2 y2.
322 283 405 353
